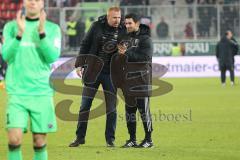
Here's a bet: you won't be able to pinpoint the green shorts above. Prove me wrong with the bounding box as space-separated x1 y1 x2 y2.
6 95 57 133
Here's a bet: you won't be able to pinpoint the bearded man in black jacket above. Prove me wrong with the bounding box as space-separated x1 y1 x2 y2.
116 13 154 148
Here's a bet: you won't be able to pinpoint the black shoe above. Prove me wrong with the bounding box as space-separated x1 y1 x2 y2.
69 138 85 147
121 139 138 148
106 141 115 147
137 139 153 148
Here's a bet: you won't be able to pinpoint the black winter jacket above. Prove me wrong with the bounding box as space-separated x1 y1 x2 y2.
112 24 153 97
216 36 239 66
75 15 125 68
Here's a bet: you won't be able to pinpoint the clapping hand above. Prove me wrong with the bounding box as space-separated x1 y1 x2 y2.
38 9 46 34
16 10 25 36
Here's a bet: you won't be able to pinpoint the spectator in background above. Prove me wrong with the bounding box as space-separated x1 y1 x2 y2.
185 0 194 18
85 17 95 33
171 43 182 56
198 7 211 37
184 22 194 38
216 30 239 86
156 17 169 39
76 17 85 45
208 3 217 35
67 16 78 50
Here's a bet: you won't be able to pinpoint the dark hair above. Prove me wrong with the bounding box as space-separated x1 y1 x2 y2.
125 13 141 23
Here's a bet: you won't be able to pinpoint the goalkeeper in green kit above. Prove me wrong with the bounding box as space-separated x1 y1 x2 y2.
1 0 61 160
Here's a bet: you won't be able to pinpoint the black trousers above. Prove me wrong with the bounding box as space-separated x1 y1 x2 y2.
69 36 78 48
220 64 234 83
76 72 117 142
124 97 153 140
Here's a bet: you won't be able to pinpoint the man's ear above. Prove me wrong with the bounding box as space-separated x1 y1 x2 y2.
41 1 45 11
137 22 140 27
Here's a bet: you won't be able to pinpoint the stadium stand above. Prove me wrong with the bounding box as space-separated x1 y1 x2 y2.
0 0 22 27
0 0 239 56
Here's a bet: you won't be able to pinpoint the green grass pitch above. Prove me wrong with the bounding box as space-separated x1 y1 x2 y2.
0 78 240 160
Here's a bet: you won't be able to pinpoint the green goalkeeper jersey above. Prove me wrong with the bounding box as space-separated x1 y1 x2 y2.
1 18 61 96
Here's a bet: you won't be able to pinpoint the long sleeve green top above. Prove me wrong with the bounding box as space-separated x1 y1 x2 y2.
2 18 61 96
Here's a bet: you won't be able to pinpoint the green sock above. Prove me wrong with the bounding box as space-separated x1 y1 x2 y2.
8 144 22 160
33 145 48 160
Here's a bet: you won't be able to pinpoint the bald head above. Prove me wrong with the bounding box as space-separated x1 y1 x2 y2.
107 7 121 28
